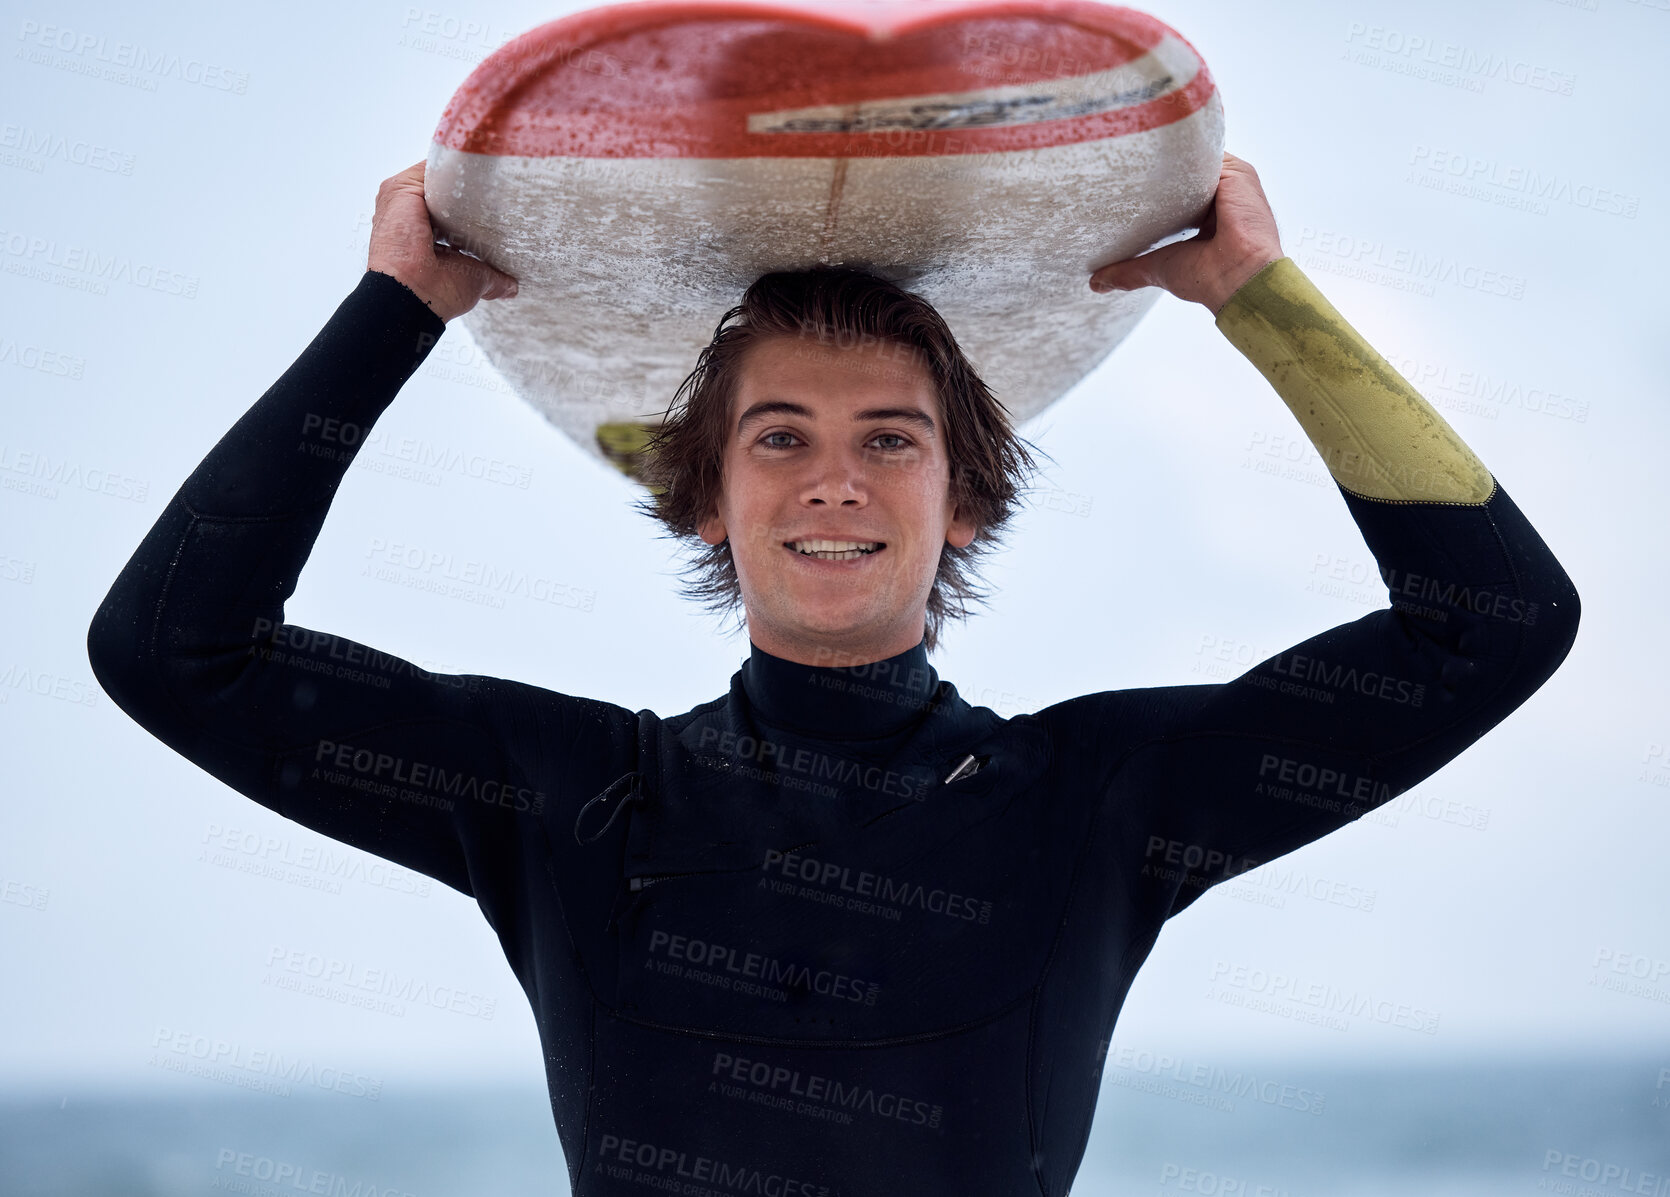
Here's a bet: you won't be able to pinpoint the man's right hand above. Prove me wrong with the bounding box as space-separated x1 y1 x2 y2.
367 159 520 323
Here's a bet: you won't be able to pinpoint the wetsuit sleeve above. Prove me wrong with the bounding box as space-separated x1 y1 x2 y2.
84 270 636 908
1084 258 1580 920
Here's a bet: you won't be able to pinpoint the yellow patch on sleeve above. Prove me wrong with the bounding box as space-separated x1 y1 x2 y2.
1214 257 1495 505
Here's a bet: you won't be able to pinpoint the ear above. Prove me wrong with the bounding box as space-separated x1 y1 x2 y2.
945 503 978 550
697 506 728 547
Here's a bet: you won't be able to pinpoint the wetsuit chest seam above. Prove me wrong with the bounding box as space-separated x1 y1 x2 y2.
600 984 1036 1048
1023 740 1111 1197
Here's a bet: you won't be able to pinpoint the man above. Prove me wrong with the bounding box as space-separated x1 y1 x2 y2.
87 153 1579 1196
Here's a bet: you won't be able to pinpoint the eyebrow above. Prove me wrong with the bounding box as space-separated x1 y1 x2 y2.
735 400 937 439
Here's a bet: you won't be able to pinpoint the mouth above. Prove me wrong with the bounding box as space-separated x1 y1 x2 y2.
783 539 886 563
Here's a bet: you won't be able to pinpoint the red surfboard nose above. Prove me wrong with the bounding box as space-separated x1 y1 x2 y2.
435 0 1214 159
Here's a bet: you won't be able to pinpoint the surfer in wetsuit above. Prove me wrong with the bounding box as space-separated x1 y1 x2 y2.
87 154 1579 1196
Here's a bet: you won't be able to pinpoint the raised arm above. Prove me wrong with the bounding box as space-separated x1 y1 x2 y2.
1090 151 1495 506
85 164 638 914
1075 154 1580 918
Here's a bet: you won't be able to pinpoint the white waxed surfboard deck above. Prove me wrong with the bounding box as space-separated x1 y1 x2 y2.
422 0 1225 481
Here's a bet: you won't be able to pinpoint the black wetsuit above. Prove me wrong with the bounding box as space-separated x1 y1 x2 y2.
87 269 1580 1196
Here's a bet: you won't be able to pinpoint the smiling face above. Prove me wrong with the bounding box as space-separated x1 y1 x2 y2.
695 332 977 667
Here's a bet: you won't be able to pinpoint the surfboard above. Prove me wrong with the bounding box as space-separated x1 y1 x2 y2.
422 0 1224 483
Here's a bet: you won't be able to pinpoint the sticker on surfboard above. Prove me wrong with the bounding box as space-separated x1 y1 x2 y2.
423 0 1224 484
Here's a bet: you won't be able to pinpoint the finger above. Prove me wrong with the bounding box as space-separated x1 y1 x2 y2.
439 245 519 299
479 260 519 298
378 162 427 203
1089 236 1195 292
1222 153 1258 185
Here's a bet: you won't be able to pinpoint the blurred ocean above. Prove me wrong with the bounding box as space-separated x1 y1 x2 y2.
2 1056 1667 1196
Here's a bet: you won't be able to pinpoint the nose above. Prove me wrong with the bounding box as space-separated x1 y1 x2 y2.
799 441 870 507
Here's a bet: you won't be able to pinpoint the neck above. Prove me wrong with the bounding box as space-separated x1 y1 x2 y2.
744 620 928 670
739 634 939 739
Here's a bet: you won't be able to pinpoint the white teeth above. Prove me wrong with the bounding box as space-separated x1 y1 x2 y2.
789 539 881 559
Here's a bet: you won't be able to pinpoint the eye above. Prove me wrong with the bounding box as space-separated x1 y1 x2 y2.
756 430 914 451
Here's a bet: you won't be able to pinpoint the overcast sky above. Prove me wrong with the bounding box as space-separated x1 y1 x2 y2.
3 0 1666 1107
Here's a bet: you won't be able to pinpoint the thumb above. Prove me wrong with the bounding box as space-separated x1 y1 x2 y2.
437 244 519 300
1089 236 1198 293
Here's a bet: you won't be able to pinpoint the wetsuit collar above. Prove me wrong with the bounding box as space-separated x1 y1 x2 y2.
740 635 939 739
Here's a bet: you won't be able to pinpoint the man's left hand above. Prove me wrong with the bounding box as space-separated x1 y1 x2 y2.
1088 151 1284 316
